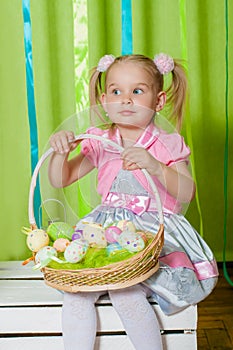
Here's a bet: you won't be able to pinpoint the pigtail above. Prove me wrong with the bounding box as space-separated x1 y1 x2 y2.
89 68 110 127
165 60 188 131
89 68 102 107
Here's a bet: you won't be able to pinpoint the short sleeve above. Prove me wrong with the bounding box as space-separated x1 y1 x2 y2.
81 127 104 167
155 132 191 166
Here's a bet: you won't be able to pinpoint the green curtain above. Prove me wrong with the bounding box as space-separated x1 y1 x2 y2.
0 0 232 262
0 0 76 260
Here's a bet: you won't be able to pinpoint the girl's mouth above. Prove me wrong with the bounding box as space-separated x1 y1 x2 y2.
119 110 136 116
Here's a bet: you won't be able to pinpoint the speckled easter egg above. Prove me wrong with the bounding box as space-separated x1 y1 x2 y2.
53 238 70 252
83 223 107 248
105 226 122 243
26 229 50 252
64 240 88 263
117 220 136 233
35 246 57 265
117 231 145 253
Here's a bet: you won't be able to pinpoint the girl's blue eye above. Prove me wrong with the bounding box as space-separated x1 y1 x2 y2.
133 88 143 95
113 89 121 95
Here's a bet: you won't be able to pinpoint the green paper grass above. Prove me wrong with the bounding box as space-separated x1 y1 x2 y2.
48 247 135 270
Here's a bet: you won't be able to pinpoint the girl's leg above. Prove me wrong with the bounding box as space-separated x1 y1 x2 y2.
62 291 105 350
109 285 163 350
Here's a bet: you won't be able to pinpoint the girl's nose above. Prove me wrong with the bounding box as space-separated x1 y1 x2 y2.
122 94 133 104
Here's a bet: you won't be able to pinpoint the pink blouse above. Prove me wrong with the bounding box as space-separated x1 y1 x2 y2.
81 122 191 214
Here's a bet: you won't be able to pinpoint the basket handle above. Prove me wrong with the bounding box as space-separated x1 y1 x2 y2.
28 134 164 227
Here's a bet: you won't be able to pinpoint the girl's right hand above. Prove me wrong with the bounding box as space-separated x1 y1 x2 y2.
49 130 77 154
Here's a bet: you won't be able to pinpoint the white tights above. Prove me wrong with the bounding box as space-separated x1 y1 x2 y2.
62 284 163 350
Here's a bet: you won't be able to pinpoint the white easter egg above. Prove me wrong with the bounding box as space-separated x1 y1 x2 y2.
64 240 88 263
117 231 145 253
83 223 107 247
35 246 57 265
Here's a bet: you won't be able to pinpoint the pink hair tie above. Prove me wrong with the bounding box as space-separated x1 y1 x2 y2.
153 53 174 74
97 54 115 72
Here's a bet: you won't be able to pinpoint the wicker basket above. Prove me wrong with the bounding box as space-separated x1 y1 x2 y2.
28 134 164 292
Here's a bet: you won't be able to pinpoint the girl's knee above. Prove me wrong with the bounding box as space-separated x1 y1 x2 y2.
109 285 148 311
109 284 149 302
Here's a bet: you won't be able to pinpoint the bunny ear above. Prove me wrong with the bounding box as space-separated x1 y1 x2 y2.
153 53 174 75
97 54 115 72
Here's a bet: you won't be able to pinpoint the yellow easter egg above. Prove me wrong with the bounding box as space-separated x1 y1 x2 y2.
26 229 50 252
117 220 136 232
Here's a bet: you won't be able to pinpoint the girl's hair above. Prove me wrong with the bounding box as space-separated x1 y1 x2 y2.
89 54 188 131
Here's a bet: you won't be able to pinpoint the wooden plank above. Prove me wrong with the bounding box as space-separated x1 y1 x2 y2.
197 329 210 350
0 280 63 306
0 333 197 350
0 279 197 331
197 319 225 330
206 328 232 348
162 333 197 349
0 261 43 279
224 316 233 345
0 304 197 334
0 336 64 350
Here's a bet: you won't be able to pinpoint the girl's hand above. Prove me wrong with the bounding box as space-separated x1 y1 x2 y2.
121 147 162 175
49 130 77 154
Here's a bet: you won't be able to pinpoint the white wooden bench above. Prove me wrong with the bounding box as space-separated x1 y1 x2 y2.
0 261 197 349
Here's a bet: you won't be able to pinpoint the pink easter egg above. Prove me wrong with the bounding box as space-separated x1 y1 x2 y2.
105 226 122 243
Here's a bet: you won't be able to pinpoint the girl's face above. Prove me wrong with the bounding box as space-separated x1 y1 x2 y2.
101 62 166 131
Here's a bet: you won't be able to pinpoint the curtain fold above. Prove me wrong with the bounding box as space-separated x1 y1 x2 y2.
0 0 232 261
0 0 76 260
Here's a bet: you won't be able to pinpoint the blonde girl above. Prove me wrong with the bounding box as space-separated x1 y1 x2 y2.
49 53 218 350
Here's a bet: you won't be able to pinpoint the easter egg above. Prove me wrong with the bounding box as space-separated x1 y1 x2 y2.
117 231 145 253
83 223 107 248
64 240 88 263
53 238 70 252
35 246 57 265
117 220 136 233
105 226 122 243
47 221 74 241
72 229 83 241
137 231 148 244
106 242 123 256
26 229 50 252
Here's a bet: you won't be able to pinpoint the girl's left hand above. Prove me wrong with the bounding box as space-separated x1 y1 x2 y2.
121 147 161 174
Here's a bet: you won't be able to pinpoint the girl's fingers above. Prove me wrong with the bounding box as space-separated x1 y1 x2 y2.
50 131 75 154
122 159 140 171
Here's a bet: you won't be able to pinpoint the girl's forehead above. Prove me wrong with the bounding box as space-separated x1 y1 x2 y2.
106 62 153 84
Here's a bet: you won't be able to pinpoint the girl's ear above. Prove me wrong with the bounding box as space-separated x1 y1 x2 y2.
100 93 107 111
155 91 166 112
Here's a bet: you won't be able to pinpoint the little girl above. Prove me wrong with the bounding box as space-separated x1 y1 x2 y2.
49 53 218 350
